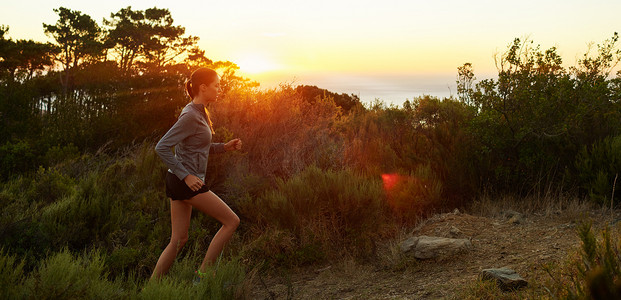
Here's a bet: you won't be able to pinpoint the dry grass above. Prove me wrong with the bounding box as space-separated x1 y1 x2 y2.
468 192 596 220
249 193 621 299
375 229 420 272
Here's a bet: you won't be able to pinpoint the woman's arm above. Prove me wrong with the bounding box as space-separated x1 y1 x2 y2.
211 138 242 153
226 138 242 151
209 142 226 154
155 111 195 180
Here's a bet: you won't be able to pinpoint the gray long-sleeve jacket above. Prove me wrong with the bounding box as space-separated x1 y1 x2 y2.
155 102 225 182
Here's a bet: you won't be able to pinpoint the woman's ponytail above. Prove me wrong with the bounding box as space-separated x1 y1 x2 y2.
185 80 194 99
204 107 215 134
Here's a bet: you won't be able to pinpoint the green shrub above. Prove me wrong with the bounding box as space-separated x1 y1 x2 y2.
23 249 124 299
106 246 141 278
0 170 66 261
463 34 621 195
54 152 111 179
194 257 247 300
0 247 248 299
25 166 75 204
0 139 38 180
138 255 247 300
544 222 621 299
39 173 121 250
138 277 193 300
239 165 395 265
0 145 170 265
383 164 444 223
575 135 621 205
0 219 53 266
340 96 477 207
221 168 272 207
0 249 25 300
44 143 80 167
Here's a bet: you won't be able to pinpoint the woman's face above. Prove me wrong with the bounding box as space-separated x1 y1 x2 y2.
200 76 221 102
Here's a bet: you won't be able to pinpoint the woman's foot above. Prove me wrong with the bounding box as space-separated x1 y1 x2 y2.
193 269 216 285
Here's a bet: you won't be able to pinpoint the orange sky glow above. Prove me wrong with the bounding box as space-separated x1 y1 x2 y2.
2 0 620 104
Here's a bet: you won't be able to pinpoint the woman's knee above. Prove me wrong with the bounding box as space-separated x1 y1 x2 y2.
227 213 240 230
170 235 189 249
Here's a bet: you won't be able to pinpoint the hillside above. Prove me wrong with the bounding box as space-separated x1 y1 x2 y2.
252 200 618 299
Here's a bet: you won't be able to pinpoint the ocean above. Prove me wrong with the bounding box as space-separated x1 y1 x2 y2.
254 72 467 107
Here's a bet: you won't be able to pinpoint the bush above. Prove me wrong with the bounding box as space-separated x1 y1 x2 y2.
211 85 343 179
382 164 444 223
139 255 247 300
0 167 74 262
138 276 193 300
23 249 124 299
44 143 80 167
544 222 621 299
25 166 75 204
339 96 477 207
39 173 122 250
575 135 621 205
238 165 395 265
193 257 247 299
0 249 25 300
0 139 38 180
462 33 621 195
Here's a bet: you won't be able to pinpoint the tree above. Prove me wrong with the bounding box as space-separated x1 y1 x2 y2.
456 63 475 106
0 26 56 82
102 6 145 73
571 32 621 80
465 34 621 194
185 46 213 68
43 7 107 94
141 7 198 68
295 85 361 113
0 26 57 144
105 6 198 73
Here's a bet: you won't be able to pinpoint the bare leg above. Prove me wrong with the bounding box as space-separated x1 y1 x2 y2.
151 198 192 279
185 191 240 272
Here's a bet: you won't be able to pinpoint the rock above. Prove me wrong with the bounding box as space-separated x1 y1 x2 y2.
400 235 472 259
503 210 523 224
508 214 522 224
449 226 462 238
480 267 528 291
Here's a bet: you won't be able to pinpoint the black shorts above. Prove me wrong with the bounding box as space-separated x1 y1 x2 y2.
165 172 210 200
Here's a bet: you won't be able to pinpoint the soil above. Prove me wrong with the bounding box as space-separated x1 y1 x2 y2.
249 206 620 299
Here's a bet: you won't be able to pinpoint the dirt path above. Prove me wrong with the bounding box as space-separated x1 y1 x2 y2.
250 207 617 299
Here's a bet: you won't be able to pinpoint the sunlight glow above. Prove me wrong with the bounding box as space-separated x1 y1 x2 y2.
3 0 620 104
235 53 281 75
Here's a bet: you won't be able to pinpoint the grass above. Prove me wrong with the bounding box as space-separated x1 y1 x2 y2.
469 192 594 220
237 165 399 266
1 140 619 299
0 248 250 300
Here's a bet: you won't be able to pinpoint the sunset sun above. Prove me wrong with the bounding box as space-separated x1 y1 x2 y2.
235 53 280 74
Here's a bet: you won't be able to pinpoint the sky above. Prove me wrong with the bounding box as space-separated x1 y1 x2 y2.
1 0 620 105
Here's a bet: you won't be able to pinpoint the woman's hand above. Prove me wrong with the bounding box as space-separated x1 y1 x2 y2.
183 174 204 192
224 138 242 151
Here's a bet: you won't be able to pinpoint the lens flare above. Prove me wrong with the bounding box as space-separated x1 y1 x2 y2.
381 173 401 192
